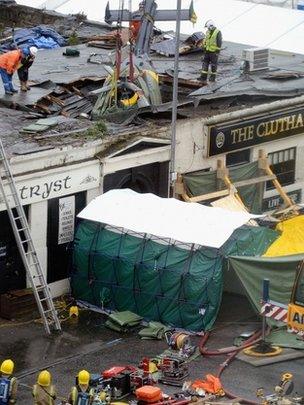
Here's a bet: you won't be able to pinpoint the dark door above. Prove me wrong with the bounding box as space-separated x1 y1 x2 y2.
0 207 28 293
103 162 169 197
47 192 86 283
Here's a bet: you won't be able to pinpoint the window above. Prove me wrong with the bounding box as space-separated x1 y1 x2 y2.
266 147 296 190
226 149 250 167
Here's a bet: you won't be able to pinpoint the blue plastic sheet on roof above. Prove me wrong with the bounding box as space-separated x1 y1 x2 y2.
0 25 66 51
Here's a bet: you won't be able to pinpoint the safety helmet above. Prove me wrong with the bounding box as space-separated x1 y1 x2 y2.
69 306 79 318
0 359 14 375
29 46 38 57
38 370 51 387
78 370 90 385
205 19 215 29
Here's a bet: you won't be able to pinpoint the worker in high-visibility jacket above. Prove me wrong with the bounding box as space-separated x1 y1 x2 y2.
68 370 94 405
0 359 18 404
0 49 24 95
200 20 222 83
32 370 56 405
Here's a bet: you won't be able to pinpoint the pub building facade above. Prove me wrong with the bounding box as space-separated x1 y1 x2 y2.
2 94 304 298
175 95 304 212
0 134 171 297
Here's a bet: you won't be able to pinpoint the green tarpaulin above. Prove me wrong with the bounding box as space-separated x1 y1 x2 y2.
183 162 264 213
229 254 304 349
71 221 278 332
228 254 304 312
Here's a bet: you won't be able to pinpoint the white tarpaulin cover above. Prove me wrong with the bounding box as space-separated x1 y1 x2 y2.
78 189 259 248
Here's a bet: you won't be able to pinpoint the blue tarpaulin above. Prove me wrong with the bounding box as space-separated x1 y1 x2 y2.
0 25 66 51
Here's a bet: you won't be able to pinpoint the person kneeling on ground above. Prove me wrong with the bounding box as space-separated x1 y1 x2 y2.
18 46 38 92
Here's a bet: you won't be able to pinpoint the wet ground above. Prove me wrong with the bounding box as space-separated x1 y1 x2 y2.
1 293 304 404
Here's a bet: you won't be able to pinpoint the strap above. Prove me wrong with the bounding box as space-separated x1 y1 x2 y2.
40 385 56 400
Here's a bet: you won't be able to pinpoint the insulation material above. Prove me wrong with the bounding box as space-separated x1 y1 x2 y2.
77 189 260 249
211 194 248 213
264 215 304 257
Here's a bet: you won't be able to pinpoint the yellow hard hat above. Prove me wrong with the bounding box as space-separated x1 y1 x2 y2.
78 370 90 385
38 370 51 386
0 359 14 375
69 306 79 318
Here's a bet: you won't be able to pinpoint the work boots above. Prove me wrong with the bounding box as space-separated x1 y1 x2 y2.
198 74 208 85
20 81 30 91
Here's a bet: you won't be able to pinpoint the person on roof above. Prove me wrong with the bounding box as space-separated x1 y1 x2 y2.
130 1 145 41
200 20 222 83
18 47 38 92
0 48 24 95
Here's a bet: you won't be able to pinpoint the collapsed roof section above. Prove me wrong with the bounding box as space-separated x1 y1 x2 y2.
1 1 304 151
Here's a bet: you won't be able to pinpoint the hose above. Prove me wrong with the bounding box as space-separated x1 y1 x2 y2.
199 330 262 356
199 331 262 405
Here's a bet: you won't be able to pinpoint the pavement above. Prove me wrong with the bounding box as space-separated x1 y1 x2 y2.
1 293 304 403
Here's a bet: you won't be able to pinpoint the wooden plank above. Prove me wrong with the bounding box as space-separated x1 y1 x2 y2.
187 188 230 203
158 74 204 88
264 165 294 207
234 174 276 188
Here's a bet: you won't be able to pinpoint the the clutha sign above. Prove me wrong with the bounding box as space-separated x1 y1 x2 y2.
208 107 304 156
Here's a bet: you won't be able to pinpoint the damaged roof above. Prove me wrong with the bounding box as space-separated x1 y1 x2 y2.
2 1 304 157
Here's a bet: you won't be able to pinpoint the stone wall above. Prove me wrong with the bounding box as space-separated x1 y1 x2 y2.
0 2 78 32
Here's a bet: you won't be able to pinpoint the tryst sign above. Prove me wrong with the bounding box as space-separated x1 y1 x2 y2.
0 162 99 211
207 106 304 156
19 176 72 200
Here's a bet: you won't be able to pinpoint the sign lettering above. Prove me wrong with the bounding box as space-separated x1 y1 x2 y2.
208 107 304 156
293 312 304 324
0 162 99 211
58 196 75 245
19 176 71 200
262 189 302 212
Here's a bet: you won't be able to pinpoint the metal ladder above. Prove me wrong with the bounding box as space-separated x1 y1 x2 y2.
0 139 61 334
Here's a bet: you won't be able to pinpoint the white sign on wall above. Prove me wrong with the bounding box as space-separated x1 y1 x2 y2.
0 161 100 211
58 196 75 245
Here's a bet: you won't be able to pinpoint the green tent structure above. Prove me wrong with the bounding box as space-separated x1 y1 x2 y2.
228 254 304 318
71 190 278 331
228 254 304 349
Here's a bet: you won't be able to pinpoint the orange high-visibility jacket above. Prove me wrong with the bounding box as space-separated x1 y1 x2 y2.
0 50 22 74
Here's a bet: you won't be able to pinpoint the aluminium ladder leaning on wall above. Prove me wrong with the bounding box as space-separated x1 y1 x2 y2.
0 138 61 334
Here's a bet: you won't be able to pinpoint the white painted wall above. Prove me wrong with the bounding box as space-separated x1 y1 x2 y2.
175 118 222 173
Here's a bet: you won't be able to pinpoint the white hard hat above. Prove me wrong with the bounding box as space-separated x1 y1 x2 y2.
29 46 38 56
205 20 215 29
